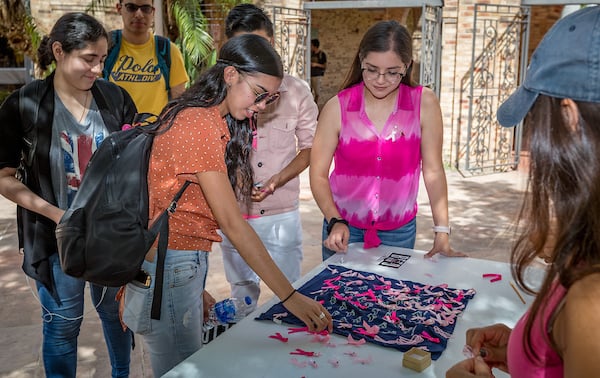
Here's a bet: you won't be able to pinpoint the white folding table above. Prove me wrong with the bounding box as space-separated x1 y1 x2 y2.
165 244 543 377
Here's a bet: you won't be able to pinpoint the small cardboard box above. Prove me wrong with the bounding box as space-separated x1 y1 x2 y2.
402 347 432 372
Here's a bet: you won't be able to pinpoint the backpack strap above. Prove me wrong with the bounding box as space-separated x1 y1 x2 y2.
92 80 135 133
150 180 191 320
17 79 56 205
154 35 172 98
18 81 42 166
16 81 42 257
102 30 121 81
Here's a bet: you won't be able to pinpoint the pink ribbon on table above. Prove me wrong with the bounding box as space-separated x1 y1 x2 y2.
268 332 288 342
290 348 320 357
482 273 502 282
421 331 441 343
346 334 366 346
288 327 329 336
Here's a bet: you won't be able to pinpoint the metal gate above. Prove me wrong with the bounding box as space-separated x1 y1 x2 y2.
420 4 442 96
266 6 310 81
457 4 529 175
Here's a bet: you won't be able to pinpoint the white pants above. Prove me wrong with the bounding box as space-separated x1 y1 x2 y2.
219 209 303 311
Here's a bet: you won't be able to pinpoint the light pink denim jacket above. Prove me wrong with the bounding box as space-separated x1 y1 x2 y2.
242 74 318 217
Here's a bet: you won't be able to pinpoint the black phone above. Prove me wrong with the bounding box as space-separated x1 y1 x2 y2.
133 269 151 287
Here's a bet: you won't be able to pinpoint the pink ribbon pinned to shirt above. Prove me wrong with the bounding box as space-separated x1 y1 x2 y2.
250 115 258 151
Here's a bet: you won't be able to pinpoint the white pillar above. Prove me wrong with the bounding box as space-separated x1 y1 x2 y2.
154 0 164 36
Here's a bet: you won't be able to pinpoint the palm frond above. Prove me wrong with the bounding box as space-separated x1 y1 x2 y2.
172 0 215 81
0 0 41 67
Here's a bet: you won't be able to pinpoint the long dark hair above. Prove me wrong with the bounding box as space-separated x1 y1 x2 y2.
160 34 283 205
512 95 600 363
37 12 108 71
341 20 415 90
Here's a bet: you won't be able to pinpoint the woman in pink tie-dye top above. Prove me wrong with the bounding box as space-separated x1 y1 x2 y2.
310 20 464 260
447 7 600 377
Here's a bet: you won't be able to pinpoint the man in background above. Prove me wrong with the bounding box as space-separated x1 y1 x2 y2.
310 38 327 104
103 0 189 115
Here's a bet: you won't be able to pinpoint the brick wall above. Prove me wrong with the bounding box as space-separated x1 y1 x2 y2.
310 8 416 109
32 1 120 35
528 5 562 58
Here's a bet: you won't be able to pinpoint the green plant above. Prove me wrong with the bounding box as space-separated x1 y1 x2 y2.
0 89 12 104
171 0 214 82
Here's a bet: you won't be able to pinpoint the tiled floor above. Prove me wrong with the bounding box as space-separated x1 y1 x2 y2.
0 169 528 377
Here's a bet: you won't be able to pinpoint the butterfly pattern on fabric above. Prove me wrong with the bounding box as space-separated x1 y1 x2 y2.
256 265 476 360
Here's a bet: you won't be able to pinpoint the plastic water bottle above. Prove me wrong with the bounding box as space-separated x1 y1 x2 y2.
203 296 253 330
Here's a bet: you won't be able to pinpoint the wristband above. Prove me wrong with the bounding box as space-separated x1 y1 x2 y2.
281 289 297 304
327 217 349 235
432 225 451 235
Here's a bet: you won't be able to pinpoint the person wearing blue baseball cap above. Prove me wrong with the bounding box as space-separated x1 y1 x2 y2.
447 6 600 378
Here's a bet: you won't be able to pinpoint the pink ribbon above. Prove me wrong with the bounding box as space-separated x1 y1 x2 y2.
364 227 381 249
268 332 289 342
290 348 320 357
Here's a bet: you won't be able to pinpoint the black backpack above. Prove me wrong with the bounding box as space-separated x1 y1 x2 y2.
55 115 190 319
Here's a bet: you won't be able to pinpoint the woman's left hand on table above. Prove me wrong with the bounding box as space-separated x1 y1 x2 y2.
425 233 467 258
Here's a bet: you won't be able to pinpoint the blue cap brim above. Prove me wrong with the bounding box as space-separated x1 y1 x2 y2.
496 86 539 127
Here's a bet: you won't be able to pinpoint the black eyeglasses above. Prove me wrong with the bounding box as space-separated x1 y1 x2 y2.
361 67 405 83
123 3 154 14
242 76 280 105
361 62 408 84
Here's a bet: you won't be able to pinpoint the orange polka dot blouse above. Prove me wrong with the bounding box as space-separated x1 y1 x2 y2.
148 106 230 252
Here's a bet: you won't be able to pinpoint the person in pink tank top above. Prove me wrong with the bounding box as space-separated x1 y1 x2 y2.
310 20 464 261
447 7 600 378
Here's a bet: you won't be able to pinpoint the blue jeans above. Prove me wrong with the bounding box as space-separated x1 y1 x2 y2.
36 253 131 378
139 249 208 377
321 217 417 260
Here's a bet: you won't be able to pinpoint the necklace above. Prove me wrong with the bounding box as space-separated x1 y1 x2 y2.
78 90 90 124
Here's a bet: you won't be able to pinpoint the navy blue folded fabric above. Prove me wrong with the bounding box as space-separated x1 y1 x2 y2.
256 265 476 360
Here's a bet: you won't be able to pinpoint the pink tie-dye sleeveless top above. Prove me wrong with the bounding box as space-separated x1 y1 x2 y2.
330 82 422 246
